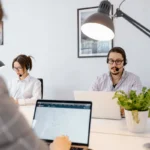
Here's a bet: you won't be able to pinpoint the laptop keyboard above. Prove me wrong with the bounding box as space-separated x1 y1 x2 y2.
47 143 83 150
71 147 83 150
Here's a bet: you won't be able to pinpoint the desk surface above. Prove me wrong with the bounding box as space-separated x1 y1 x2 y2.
19 105 35 125
91 118 150 138
19 106 150 138
19 106 150 150
90 132 150 150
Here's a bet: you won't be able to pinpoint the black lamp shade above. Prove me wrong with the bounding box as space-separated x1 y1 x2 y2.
82 0 150 40
81 0 115 41
0 61 4 67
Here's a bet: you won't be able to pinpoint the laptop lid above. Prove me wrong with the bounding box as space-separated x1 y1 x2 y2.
74 91 121 120
32 100 92 147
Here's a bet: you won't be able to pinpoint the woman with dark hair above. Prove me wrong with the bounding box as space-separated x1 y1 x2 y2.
9 54 41 105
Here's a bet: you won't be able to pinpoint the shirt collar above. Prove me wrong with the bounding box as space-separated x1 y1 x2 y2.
121 69 127 79
108 69 127 80
17 74 30 82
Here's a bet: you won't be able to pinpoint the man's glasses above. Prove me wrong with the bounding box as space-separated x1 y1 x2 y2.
13 67 23 71
108 59 123 65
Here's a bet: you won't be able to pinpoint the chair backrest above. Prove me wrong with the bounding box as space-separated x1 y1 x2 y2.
38 78 43 99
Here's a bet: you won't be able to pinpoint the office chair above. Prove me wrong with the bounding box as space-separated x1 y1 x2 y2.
38 78 43 99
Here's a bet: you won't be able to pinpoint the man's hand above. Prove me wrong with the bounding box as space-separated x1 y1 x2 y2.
50 136 71 150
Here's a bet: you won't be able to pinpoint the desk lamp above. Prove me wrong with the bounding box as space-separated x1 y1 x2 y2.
81 0 150 41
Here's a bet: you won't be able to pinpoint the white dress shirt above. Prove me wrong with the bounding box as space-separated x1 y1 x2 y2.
90 70 142 94
9 75 41 105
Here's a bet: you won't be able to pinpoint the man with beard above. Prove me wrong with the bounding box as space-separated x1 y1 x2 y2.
90 47 142 116
90 47 142 94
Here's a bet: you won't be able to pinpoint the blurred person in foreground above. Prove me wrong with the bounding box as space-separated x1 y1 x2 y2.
0 2 71 150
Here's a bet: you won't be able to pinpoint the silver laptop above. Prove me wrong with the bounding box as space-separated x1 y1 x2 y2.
32 100 92 150
74 91 121 120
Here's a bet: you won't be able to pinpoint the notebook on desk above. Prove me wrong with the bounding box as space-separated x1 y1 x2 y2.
74 91 121 120
32 100 92 150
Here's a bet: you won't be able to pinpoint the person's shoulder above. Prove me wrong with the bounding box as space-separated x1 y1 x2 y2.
96 73 109 79
29 76 41 83
95 73 109 82
125 71 140 79
10 77 19 83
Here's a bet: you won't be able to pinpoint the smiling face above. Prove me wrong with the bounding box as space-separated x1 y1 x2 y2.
108 52 124 75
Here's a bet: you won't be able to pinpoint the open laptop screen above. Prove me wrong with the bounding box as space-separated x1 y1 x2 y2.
32 100 92 146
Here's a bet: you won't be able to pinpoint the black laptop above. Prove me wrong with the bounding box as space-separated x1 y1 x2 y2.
32 100 92 150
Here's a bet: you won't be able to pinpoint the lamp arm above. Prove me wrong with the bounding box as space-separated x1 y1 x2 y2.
115 9 150 38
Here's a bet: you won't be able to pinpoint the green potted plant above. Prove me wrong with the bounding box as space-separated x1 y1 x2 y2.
113 87 150 133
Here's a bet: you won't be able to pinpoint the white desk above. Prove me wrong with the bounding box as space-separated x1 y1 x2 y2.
89 132 150 150
19 105 35 125
19 106 150 150
91 118 150 138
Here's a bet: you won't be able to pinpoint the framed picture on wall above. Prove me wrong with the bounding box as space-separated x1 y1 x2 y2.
0 21 3 45
77 6 113 58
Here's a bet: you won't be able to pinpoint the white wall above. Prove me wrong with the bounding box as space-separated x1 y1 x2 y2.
1 0 150 100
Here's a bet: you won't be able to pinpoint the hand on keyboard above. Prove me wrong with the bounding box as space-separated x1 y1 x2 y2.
50 136 71 150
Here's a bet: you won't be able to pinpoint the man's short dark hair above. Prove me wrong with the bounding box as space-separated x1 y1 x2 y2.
106 47 127 66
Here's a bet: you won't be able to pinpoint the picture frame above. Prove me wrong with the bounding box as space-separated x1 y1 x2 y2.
77 6 113 58
0 21 3 45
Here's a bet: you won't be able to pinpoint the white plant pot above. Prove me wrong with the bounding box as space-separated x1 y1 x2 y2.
125 110 148 133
